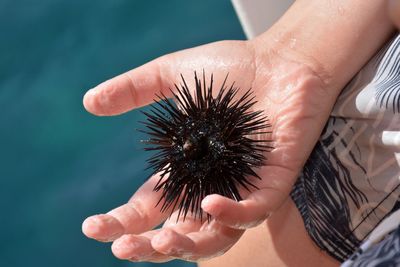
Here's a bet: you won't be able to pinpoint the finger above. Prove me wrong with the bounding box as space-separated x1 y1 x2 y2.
111 234 156 262
83 56 175 116
81 214 124 242
112 211 203 262
200 166 294 229
82 173 171 242
82 41 251 117
151 220 243 261
112 230 175 263
200 192 272 229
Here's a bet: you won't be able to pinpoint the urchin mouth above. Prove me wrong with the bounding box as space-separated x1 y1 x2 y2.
183 135 209 160
181 124 226 161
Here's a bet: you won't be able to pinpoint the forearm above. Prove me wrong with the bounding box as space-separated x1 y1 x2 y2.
253 0 394 94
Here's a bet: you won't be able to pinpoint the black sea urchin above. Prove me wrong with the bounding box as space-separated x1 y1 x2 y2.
141 73 272 221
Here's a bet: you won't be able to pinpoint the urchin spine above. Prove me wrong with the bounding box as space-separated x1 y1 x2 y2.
141 72 272 221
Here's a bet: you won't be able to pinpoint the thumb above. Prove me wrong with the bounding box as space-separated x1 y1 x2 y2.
83 55 175 116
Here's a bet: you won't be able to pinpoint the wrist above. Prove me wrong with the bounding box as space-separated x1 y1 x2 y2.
249 0 394 94
250 31 333 93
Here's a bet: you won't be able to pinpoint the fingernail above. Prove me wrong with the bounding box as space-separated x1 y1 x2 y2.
201 196 212 209
201 197 220 216
116 240 140 251
85 87 97 97
85 215 124 240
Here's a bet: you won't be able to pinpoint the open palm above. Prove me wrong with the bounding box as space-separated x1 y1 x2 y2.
82 39 336 262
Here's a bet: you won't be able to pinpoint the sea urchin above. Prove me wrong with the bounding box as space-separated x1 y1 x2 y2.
141 72 272 221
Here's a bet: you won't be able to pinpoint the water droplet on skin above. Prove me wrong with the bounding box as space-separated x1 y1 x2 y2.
289 38 297 49
338 6 345 15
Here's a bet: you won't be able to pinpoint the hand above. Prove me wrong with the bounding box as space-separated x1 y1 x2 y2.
81 38 337 262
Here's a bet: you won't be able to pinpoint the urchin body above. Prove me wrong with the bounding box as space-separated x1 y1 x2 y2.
141 73 271 221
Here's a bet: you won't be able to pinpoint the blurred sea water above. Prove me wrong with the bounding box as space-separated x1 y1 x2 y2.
0 0 245 266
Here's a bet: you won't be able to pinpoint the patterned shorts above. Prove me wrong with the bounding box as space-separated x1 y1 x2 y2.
291 34 400 263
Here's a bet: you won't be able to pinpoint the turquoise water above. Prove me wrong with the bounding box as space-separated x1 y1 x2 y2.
0 1 244 266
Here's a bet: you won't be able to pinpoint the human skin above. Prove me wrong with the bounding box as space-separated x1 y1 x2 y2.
81 0 394 265
389 0 400 28
200 199 339 267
